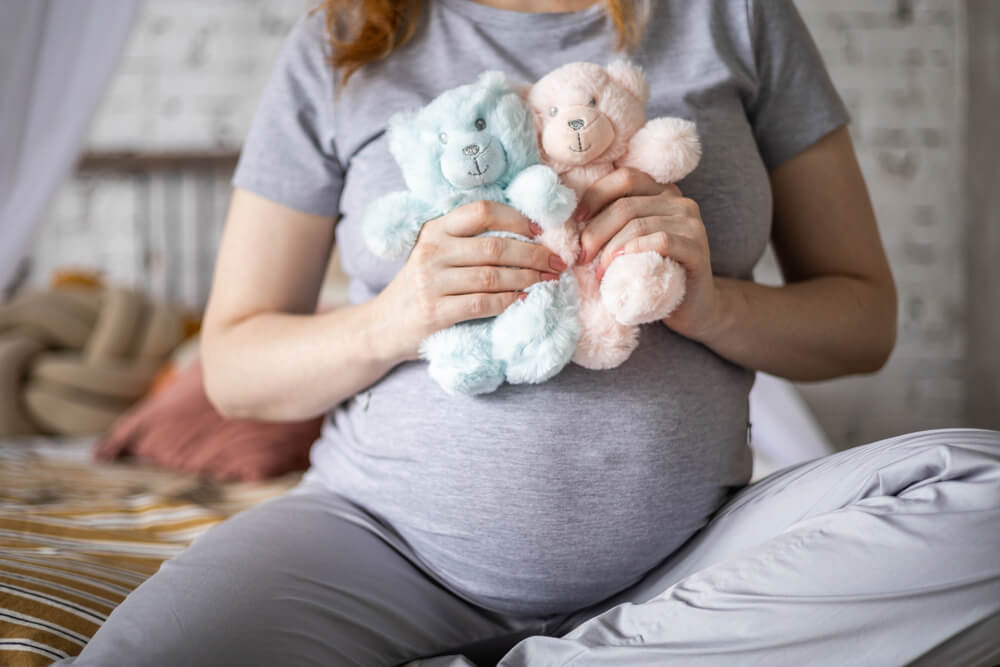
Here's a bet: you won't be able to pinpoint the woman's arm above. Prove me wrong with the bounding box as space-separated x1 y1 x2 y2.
200 189 396 421
201 188 561 421
579 126 897 381
705 126 897 380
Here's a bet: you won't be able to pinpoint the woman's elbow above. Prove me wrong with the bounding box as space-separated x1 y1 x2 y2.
862 325 896 374
860 276 898 373
202 366 240 419
200 331 252 419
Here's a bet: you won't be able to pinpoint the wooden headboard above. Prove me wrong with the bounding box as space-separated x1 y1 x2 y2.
28 151 241 312
37 151 345 313
76 151 239 172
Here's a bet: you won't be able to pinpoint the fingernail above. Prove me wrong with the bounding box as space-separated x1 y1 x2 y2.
529 222 543 236
549 255 567 271
540 272 558 281
611 248 626 260
517 292 528 301
575 207 589 222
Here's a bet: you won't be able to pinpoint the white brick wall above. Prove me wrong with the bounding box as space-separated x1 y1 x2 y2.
788 0 968 446
88 0 317 150
26 0 979 449
29 0 316 309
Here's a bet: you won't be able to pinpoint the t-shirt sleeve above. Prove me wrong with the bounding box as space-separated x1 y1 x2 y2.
744 0 851 170
231 11 344 217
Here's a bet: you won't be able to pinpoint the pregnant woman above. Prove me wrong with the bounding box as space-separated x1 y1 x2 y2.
59 1 1000 665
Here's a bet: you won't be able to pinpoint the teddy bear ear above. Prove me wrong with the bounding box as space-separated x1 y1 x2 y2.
605 59 650 106
509 79 532 101
386 109 421 159
476 70 511 96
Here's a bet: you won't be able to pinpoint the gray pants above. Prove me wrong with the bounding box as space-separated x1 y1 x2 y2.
55 428 1000 667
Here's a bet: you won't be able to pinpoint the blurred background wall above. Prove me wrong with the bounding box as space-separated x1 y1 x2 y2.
20 0 999 449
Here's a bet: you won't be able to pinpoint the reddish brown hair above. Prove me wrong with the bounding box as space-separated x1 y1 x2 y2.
313 1 649 86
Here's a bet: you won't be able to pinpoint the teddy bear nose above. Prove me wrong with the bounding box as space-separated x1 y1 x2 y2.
568 119 585 131
463 144 481 156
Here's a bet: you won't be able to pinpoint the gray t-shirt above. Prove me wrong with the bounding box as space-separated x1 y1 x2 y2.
233 0 849 617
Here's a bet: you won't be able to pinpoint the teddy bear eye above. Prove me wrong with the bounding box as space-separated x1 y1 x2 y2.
439 132 448 144
549 106 558 117
588 97 597 107
474 118 486 131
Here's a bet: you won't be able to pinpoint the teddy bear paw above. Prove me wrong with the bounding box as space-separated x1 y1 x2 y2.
421 322 506 396
505 165 577 230
600 251 686 326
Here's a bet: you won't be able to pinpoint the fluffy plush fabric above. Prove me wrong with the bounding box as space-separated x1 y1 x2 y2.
363 71 580 395
528 61 702 369
572 267 639 370
600 249 686 327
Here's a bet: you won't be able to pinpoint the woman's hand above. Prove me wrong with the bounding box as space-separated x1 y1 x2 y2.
372 200 566 364
575 167 721 343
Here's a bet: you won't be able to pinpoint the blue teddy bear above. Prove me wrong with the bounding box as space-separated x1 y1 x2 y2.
362 71 580 396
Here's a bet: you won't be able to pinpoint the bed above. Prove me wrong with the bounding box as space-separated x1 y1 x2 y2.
0 435 302 666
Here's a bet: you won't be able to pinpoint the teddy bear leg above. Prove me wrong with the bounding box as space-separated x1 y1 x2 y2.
420 320 505 396
492 271 580 385
599 251 686 326
570 265 639 370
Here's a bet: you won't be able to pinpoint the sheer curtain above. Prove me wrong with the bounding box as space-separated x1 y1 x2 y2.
0 0 141 296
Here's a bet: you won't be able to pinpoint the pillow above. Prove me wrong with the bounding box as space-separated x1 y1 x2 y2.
94 359 323 481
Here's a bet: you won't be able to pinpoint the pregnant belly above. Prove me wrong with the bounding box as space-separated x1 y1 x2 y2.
311 326 754 616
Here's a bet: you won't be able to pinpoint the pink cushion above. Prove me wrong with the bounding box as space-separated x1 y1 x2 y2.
94 359 322 481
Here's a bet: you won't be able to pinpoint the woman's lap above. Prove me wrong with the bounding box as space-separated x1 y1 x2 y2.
54 428 1000 666
52 479 552 667
497 427 1000 666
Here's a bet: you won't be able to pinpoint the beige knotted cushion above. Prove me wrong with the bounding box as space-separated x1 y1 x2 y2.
0 285 187 436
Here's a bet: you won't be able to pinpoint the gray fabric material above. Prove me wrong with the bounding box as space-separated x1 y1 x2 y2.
56 428 1000 666
231 0 851 617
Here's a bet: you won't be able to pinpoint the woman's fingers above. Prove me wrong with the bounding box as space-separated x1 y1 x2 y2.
576 169 686 264
574 167 677 225
579 195 675 263
599 214 695 265
445 235 566 273
389 198 574 355
419 199 564 272
437 266 555 295
597 230 702 281
437 291 525 325
439 200 538 239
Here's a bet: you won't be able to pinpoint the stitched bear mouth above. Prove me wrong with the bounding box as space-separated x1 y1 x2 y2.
467 157 490 177
568 132 591 153
442 139 504 188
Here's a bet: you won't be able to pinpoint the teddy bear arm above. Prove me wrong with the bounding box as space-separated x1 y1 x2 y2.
361 191 437 260
617 117 702 185
504 164 577 230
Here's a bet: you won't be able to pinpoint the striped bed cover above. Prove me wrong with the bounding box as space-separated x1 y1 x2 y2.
0 437 302 666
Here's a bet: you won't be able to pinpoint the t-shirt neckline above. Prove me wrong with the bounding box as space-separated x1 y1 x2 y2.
436 0 606 30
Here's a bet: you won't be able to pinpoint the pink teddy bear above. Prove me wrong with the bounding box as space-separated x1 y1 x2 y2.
527 61 702 370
